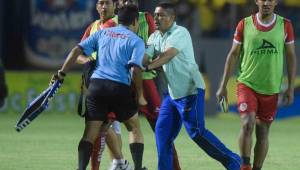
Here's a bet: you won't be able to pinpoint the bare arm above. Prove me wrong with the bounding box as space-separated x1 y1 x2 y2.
216 42 241 101
60 46 83 73
284 43 297 105
132 66 147 106
76 54 92 64
146 47 179 70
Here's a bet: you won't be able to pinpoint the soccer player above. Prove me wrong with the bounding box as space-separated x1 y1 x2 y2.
0 58 8 108
145 2 241 170
216 0 297 170
50 5 146 170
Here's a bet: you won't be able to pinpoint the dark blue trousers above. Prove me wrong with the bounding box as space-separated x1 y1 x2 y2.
155 89 240 170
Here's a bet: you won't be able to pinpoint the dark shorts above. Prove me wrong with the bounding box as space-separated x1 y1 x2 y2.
85 79 137 122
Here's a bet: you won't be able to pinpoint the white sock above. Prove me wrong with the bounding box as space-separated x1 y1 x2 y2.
112 158 125 164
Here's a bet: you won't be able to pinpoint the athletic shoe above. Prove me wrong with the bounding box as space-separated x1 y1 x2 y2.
108 159 132 170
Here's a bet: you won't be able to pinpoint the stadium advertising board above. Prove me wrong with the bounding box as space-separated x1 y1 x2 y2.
25 0 97 69
0 72 81 114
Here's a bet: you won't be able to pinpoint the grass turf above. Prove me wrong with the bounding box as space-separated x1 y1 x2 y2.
0 113 299 170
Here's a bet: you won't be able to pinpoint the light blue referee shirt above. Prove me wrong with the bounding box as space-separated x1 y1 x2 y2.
145 22 205 99
78 25 145 86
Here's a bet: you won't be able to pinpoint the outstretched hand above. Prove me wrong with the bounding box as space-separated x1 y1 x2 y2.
49 70 66 86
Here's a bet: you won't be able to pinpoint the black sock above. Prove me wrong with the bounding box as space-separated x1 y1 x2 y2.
129 143 144 170
78 140 93 170
241 156 250 165
253 167 262 170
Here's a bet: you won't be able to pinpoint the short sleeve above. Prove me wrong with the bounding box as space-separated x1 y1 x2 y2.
284 19 295 44
78 31 100 56
233 19 244 44
165 29 189 51
128 38 145 68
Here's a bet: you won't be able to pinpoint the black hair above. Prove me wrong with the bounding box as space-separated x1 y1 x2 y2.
156 2 176 16
117 4 139 26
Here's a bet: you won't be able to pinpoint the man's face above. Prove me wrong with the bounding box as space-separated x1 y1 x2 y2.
96 0 116 20
256 0 277 16
154 7 175 32
118 0 138 7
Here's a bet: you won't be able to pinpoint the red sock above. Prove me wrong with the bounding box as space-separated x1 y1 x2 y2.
241 164 252 170
91 133 106 170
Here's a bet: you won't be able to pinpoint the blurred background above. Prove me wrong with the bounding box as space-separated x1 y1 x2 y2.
0 0 299 118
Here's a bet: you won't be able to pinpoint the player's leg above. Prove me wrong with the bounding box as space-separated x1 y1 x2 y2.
90 124 106 170
113 83 142 170
79 79 112 170
106 121 129 170
178 88 240 170
237 83 258 170
108 121 123 159
78 120 104 170
139 79 160 131
252 120 270 170
252 93 278 170
123 113 145 170
155 95 182 170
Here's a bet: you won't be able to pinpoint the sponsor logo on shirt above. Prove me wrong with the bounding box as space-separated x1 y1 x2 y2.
251 39 278 55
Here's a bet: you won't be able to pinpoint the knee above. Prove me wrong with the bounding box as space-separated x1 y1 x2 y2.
185 125 206 139
241 120 255 136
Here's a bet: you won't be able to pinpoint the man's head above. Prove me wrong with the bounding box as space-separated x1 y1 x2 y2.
255 0 277 17
96 0 118 21
118 0 138 7
154 2 176 33
118 4 139 33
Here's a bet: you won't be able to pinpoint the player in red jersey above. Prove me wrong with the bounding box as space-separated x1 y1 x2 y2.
217 1 297 170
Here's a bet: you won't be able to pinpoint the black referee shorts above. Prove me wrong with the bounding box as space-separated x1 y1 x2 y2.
85 78 137 122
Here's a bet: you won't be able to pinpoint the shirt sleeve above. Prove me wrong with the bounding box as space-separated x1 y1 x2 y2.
284 18 295 44
128 38 145 68
165 28 188 52
80 23 93 41
145 33 155 58
145 12 156 35
233 19 244 44
78 31 100 56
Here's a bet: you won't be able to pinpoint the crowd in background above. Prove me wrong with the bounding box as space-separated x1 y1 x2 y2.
1 0 300 69
144 0 300 38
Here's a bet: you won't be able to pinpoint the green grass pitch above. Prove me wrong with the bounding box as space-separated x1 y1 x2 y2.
0 113 299 170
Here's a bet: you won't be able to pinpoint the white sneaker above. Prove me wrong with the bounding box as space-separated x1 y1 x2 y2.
108 159 132 170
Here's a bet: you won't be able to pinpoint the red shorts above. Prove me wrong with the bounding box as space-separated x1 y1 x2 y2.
237 83 278 122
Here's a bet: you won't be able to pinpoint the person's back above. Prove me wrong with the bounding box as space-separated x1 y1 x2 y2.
81 25 144 86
